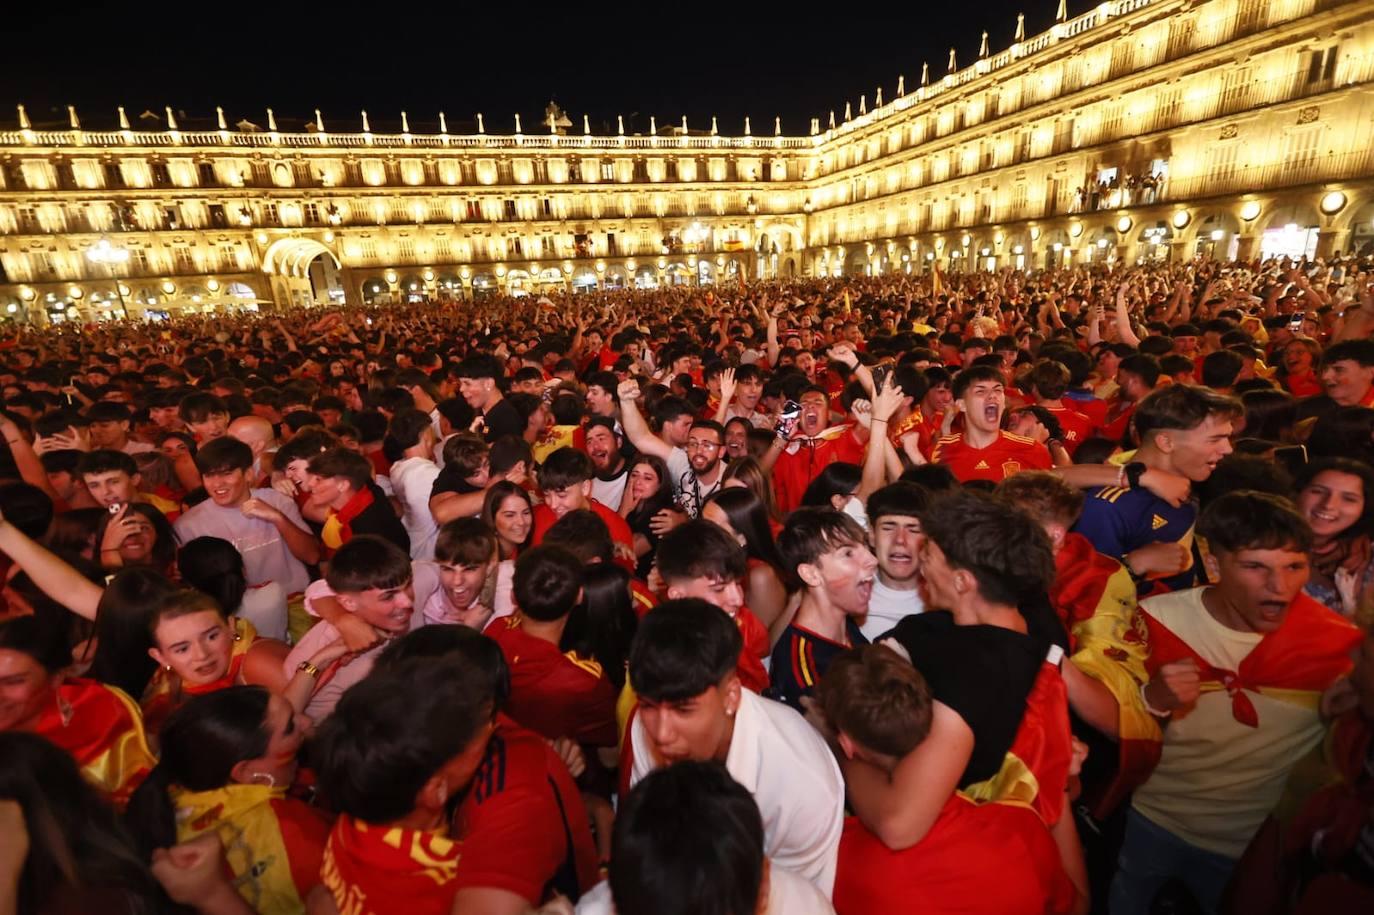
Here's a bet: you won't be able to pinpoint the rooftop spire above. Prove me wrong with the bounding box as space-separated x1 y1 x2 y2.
216 106 226 130
1015 12 1026 41
979 31 989 57
165 106 179 130
897 75 905 96
68 105 80 130
1056 0 1067 23
16 105 30 130
920 62 929 86
265 108 276 132
948 47 958 72
401 111 410 133
118 106 130 130
362 110 371 132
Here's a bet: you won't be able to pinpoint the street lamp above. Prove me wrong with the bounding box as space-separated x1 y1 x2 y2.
86 238 131 319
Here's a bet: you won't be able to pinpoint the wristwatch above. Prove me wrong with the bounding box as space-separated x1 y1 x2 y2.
1124 461 1147 490
297 660 320 678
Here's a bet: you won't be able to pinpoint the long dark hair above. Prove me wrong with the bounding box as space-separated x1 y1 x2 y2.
703 488 788 583
560 563 637 692
124 686 273 857
0 732 164 915
481 481 534 558
87 568 178 700
624 454 674 525
176 537 248 618
93 503 178 573
801 462 862 508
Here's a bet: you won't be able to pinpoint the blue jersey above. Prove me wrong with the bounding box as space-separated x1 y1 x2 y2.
1072 485 1198 593
768 618 869 712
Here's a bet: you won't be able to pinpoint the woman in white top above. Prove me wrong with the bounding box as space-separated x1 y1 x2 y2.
384 408 442 560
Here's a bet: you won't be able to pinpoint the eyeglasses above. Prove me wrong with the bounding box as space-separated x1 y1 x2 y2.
686 439 721 452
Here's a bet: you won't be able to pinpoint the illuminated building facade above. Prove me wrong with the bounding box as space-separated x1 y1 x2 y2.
1 0 1372 321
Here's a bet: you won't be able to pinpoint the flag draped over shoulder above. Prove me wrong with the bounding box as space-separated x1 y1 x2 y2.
1098 592 1361 815
35 678 155 809
172 783 328 915
322 816 463 915
958 649 1073 828
1049 533 1156 818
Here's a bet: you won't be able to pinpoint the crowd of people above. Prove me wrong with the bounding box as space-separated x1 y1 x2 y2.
1 253 1373 915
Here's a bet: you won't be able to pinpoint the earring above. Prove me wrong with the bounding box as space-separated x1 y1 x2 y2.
164 665 173 672
250 772 276 788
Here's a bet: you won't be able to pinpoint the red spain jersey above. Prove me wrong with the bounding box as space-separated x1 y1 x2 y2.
452 715 599 903
532 499 635 572
833 799 1076 915
1041 404 1094 455
483 615 619 747
931 430 1052 483
322 817 461 915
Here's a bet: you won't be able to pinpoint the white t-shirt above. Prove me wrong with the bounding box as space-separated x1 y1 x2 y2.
628 689 844 898
575 863 834 915
592 471 628 514
174 489 312 595
1132 588 1332 857
236 580 288 642
859 577 923 642
389 456 441 560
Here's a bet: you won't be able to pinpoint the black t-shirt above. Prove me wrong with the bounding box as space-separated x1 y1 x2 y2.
349 481 411 555
884 611 1046 788
430 464 483 501
481 397 527 443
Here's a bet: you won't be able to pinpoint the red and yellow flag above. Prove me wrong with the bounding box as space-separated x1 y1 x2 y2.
173 783 329 915
35 678 155 810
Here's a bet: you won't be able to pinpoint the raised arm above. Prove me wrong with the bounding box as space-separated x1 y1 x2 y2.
617 379 673 461
0 414 60 501
0 511 104 620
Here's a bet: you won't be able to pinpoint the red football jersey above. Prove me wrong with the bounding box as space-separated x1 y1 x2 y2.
452 715 600 903
931 430 1053 483
483 616 618 747
1041 404 1095 455
833 800 1076 915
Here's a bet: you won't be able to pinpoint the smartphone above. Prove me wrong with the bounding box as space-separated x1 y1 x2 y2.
871 364 892 389
1287 314 1304 333
775 399 802 439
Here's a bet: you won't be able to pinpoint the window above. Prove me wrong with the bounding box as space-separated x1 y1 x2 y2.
542 197 553 218
304 203 320 225
152 162 171 187
1307 46 1338 86
217 243 236 270
510 237 524 257
466 200 482 220
173 247 194 272
263 203 279 226
601 162 614 181
199 162 217 186
104 162 123 189
541 235 555 256
607 232 618 256
504 199 517 220
209 204 226 228
131 248 150 273
163 206 180 230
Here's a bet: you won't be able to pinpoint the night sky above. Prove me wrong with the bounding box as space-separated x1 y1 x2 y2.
5 1 1091 136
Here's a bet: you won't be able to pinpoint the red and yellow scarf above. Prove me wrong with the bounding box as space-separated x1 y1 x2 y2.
321 816 462 915
322 487 377 553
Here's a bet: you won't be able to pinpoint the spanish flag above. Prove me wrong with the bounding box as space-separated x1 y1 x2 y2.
321 816 463 915
173 783 330 915
1096 591 1361 816
958 648 1073 828
35 678 155 810
141 617 257 737
1049 534 1156 819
